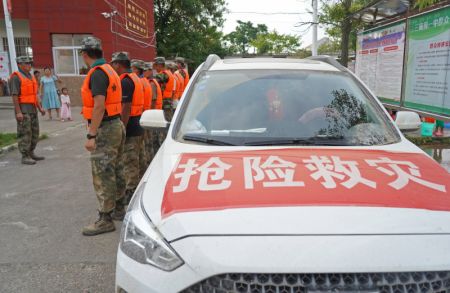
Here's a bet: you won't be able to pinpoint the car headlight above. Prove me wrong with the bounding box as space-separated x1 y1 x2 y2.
119 182 184 271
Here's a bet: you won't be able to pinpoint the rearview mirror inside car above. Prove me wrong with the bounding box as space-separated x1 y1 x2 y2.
140 110 169 129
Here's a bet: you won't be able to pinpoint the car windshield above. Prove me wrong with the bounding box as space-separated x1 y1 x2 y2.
175 69 401 146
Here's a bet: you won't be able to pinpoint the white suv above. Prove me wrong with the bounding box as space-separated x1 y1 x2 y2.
116 55 450 293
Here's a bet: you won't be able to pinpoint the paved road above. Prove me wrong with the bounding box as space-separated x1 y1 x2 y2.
0 110 119 292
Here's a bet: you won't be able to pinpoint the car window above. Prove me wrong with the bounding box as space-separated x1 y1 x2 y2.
175 69 401 146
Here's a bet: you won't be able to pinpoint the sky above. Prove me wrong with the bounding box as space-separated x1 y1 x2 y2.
222 0 326 48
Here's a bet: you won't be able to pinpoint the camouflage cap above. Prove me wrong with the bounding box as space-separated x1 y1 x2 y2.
111 52 130 62
131 59 145 69
143 62 153 70
175 57 185 64
16 56 33 64
167 62 177 70
154 57 166 65
80 36 102 51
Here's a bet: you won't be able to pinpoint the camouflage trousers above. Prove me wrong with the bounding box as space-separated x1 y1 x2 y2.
123 135 146 193
90 119 126 213
17 113 39 156
144 129 164 166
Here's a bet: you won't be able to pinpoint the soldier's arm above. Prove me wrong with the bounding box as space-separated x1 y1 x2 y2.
120 77 134 127
90 95 106 136
10 76 22 119
89 69 109 136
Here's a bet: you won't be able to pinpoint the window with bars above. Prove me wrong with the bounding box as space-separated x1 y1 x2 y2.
2 37 33 57
52 34 91 75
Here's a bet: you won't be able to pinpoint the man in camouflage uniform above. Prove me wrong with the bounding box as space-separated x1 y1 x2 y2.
111 52 145 204
130 59 149 176
153 57 175 122
143 62 164 164
79 37 126 236
11 56 46 165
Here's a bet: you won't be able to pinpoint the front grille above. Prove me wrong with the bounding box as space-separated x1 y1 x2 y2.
181 272 450 293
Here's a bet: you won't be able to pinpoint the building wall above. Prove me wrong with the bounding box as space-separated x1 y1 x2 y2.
0 0 156 67
0 0 156 105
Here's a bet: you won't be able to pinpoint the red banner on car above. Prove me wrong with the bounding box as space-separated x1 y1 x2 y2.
162 149 450 218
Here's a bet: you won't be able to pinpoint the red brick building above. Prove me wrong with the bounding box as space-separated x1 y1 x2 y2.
0 0 156 104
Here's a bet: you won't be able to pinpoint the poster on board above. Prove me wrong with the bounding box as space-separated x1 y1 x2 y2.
404 7 450 115
0 52 10 79
355 22 406 104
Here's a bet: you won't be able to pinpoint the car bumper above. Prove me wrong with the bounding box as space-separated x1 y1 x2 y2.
116 235 450 293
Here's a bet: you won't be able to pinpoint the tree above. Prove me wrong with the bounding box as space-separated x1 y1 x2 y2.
318 0 367 66
318 39 341 55
224 21 268 54
154 0 227 70
251 31 301 55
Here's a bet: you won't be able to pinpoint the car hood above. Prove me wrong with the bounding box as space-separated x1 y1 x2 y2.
142 142 450 241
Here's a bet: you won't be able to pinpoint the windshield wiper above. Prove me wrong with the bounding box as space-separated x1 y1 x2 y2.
244 136 350 146
183 134 236 146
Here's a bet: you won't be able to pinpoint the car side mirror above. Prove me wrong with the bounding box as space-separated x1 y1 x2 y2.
140 110 169 129
394 111 421 130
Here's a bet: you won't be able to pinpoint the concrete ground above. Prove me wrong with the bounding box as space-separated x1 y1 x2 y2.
0 107 119 292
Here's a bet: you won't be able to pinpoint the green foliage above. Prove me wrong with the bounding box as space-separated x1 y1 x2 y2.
318 39 341 55
251 31 301 55
293 49 312 59
154 0 227 70
414 0 440 9
224 21 268 54
318 0 368 59
0 133 16 148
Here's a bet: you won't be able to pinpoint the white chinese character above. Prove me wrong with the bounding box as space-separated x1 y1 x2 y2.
173 157 232 192
423 21 428 29
366 157 446 192
433 19 439 27
197 157 232 191
439 17 444 25
173 158 199 193
243 156 304 189
445 16 449 24
304 156 376 189
419 23 424 31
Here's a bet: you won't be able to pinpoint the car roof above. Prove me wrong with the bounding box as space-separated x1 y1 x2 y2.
208 58 341 72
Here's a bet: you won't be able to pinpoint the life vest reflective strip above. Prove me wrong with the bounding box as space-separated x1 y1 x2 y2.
120 72 144 117
141 77 153 111
11 71 38 105
150 79 163 110
81 64 122 120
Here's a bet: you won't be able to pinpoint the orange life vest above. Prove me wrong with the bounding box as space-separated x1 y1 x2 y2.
162 69 175 100
11 71 38 105
150 79 163 110
141 77 153 111
120 72 144 117
174 71 185 100
81 64 122 120
178 68 190 91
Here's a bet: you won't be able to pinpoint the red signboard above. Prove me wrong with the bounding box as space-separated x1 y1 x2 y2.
162 149 450 218
125 0 149 37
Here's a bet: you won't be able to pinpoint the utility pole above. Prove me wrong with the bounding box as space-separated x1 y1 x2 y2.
312 0 318 56
3 0 17 72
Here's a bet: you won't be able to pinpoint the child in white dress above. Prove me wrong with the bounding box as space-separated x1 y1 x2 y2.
60 88 72 122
